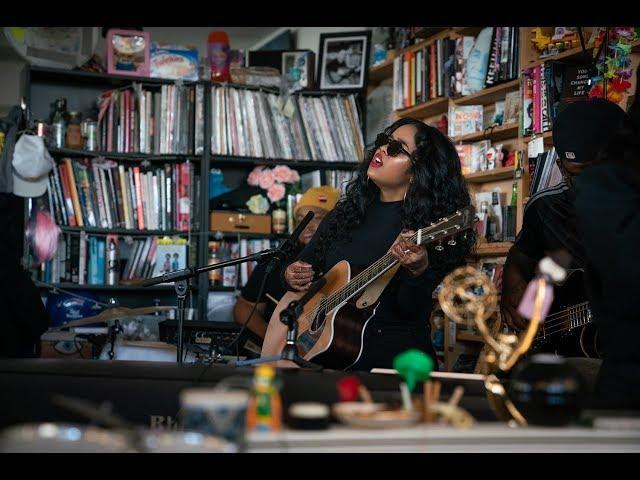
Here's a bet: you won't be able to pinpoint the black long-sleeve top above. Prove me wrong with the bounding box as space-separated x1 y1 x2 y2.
286 199 447 370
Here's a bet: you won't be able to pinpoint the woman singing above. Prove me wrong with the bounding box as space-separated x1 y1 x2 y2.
283 117 475 370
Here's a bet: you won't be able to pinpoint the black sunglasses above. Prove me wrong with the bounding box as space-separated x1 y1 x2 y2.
375 133 412 158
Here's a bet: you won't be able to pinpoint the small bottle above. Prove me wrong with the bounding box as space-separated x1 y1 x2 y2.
65 111 83 149
510 182 518 207
271 205 287 234
50 98 68 149
246 365 282 432
208 31 231 83
208 241 222 286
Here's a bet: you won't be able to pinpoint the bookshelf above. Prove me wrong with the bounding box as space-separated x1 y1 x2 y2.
370 25 639 371
21 65 367 317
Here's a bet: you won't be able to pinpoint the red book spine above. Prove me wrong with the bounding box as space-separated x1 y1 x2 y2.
58 164 77 227
133 166 145 230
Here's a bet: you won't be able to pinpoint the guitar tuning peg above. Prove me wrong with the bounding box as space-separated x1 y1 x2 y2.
447 238 457 246
435 241 445 252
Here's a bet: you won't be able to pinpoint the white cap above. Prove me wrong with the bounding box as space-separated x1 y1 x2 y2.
12 134 54 198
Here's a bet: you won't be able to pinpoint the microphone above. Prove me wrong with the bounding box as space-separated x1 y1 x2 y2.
280 277 327 326
265 210 315 272
517 250 572 321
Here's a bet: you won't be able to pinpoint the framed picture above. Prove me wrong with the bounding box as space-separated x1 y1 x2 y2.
318 31 371 91
281 50 315 90
106 29 150 77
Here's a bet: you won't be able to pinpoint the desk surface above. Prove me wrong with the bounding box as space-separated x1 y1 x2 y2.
247 424 640 453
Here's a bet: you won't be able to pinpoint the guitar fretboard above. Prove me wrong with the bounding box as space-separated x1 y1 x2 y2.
319 220 465 315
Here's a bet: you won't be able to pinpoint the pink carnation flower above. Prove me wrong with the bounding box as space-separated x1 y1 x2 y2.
258 168 275 190
273 165 294 183
267 183 286 203
247 167 262 186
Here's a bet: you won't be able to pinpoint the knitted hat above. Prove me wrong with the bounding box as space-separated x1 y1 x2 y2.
294 186 340 217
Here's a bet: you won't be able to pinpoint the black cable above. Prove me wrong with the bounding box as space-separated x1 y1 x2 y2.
194 260 273 384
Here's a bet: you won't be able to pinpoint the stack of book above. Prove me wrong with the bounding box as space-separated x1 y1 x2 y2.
522 62 590 135
46 158 195 232
209 238 279 288
37 235 189 286
528 147 563 195
210 85 364 162
392 27 520 110
97 82 200 154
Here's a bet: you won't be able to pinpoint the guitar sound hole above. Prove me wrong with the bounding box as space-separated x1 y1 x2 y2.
311 309 325 332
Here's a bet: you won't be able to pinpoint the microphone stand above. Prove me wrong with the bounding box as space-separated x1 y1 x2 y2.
235 278 325 370
142 211 316 364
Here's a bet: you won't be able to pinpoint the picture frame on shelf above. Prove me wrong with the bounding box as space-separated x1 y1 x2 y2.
106 29 150 77
282 50 315 91
318 30 371 91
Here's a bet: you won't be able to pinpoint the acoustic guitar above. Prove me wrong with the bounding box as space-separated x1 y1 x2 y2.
261 205 476 370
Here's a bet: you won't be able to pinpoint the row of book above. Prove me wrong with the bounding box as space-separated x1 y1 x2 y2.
475 191 517 243
528 147 563 196
210 85 364 162
37 235 189 286
209 238 278 288
522 62 590 135
46 158 196 231
97 83 201 154
392 27 520 110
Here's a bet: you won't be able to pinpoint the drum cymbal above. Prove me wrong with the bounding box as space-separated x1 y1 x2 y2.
53 306 175 330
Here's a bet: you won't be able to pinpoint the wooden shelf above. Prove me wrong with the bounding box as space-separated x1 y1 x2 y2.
524 39 640 70
395 97 449 119
473 242 513 257
523 43 596 69
464 166 514 183
451 27 484 37
453 123 519 144
456 331 485 343
369 56 396 84
48 148 200 163
58 227 190 237
524 131 553 143
401 29 453 55
453 79 520 107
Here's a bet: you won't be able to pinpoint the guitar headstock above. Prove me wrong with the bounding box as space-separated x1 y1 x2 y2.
415 205 476 250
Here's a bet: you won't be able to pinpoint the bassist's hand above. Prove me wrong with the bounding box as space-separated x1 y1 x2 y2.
284 261 315 291
500 296 529 331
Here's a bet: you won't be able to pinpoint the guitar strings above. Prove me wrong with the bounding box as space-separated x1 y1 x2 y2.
297 211 467 331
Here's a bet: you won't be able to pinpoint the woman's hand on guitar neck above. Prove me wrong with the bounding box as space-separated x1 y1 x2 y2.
285 261 315 291
390 230 429 277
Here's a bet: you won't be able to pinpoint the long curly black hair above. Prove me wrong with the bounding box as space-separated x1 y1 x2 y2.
311 117 475 273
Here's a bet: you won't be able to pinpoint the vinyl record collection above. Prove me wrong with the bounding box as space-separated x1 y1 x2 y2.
210 85 365 162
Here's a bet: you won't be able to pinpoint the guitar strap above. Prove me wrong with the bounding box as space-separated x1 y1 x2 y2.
355 263 402 309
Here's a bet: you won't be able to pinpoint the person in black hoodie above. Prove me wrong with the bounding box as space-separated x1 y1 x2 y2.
574 74 640 409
